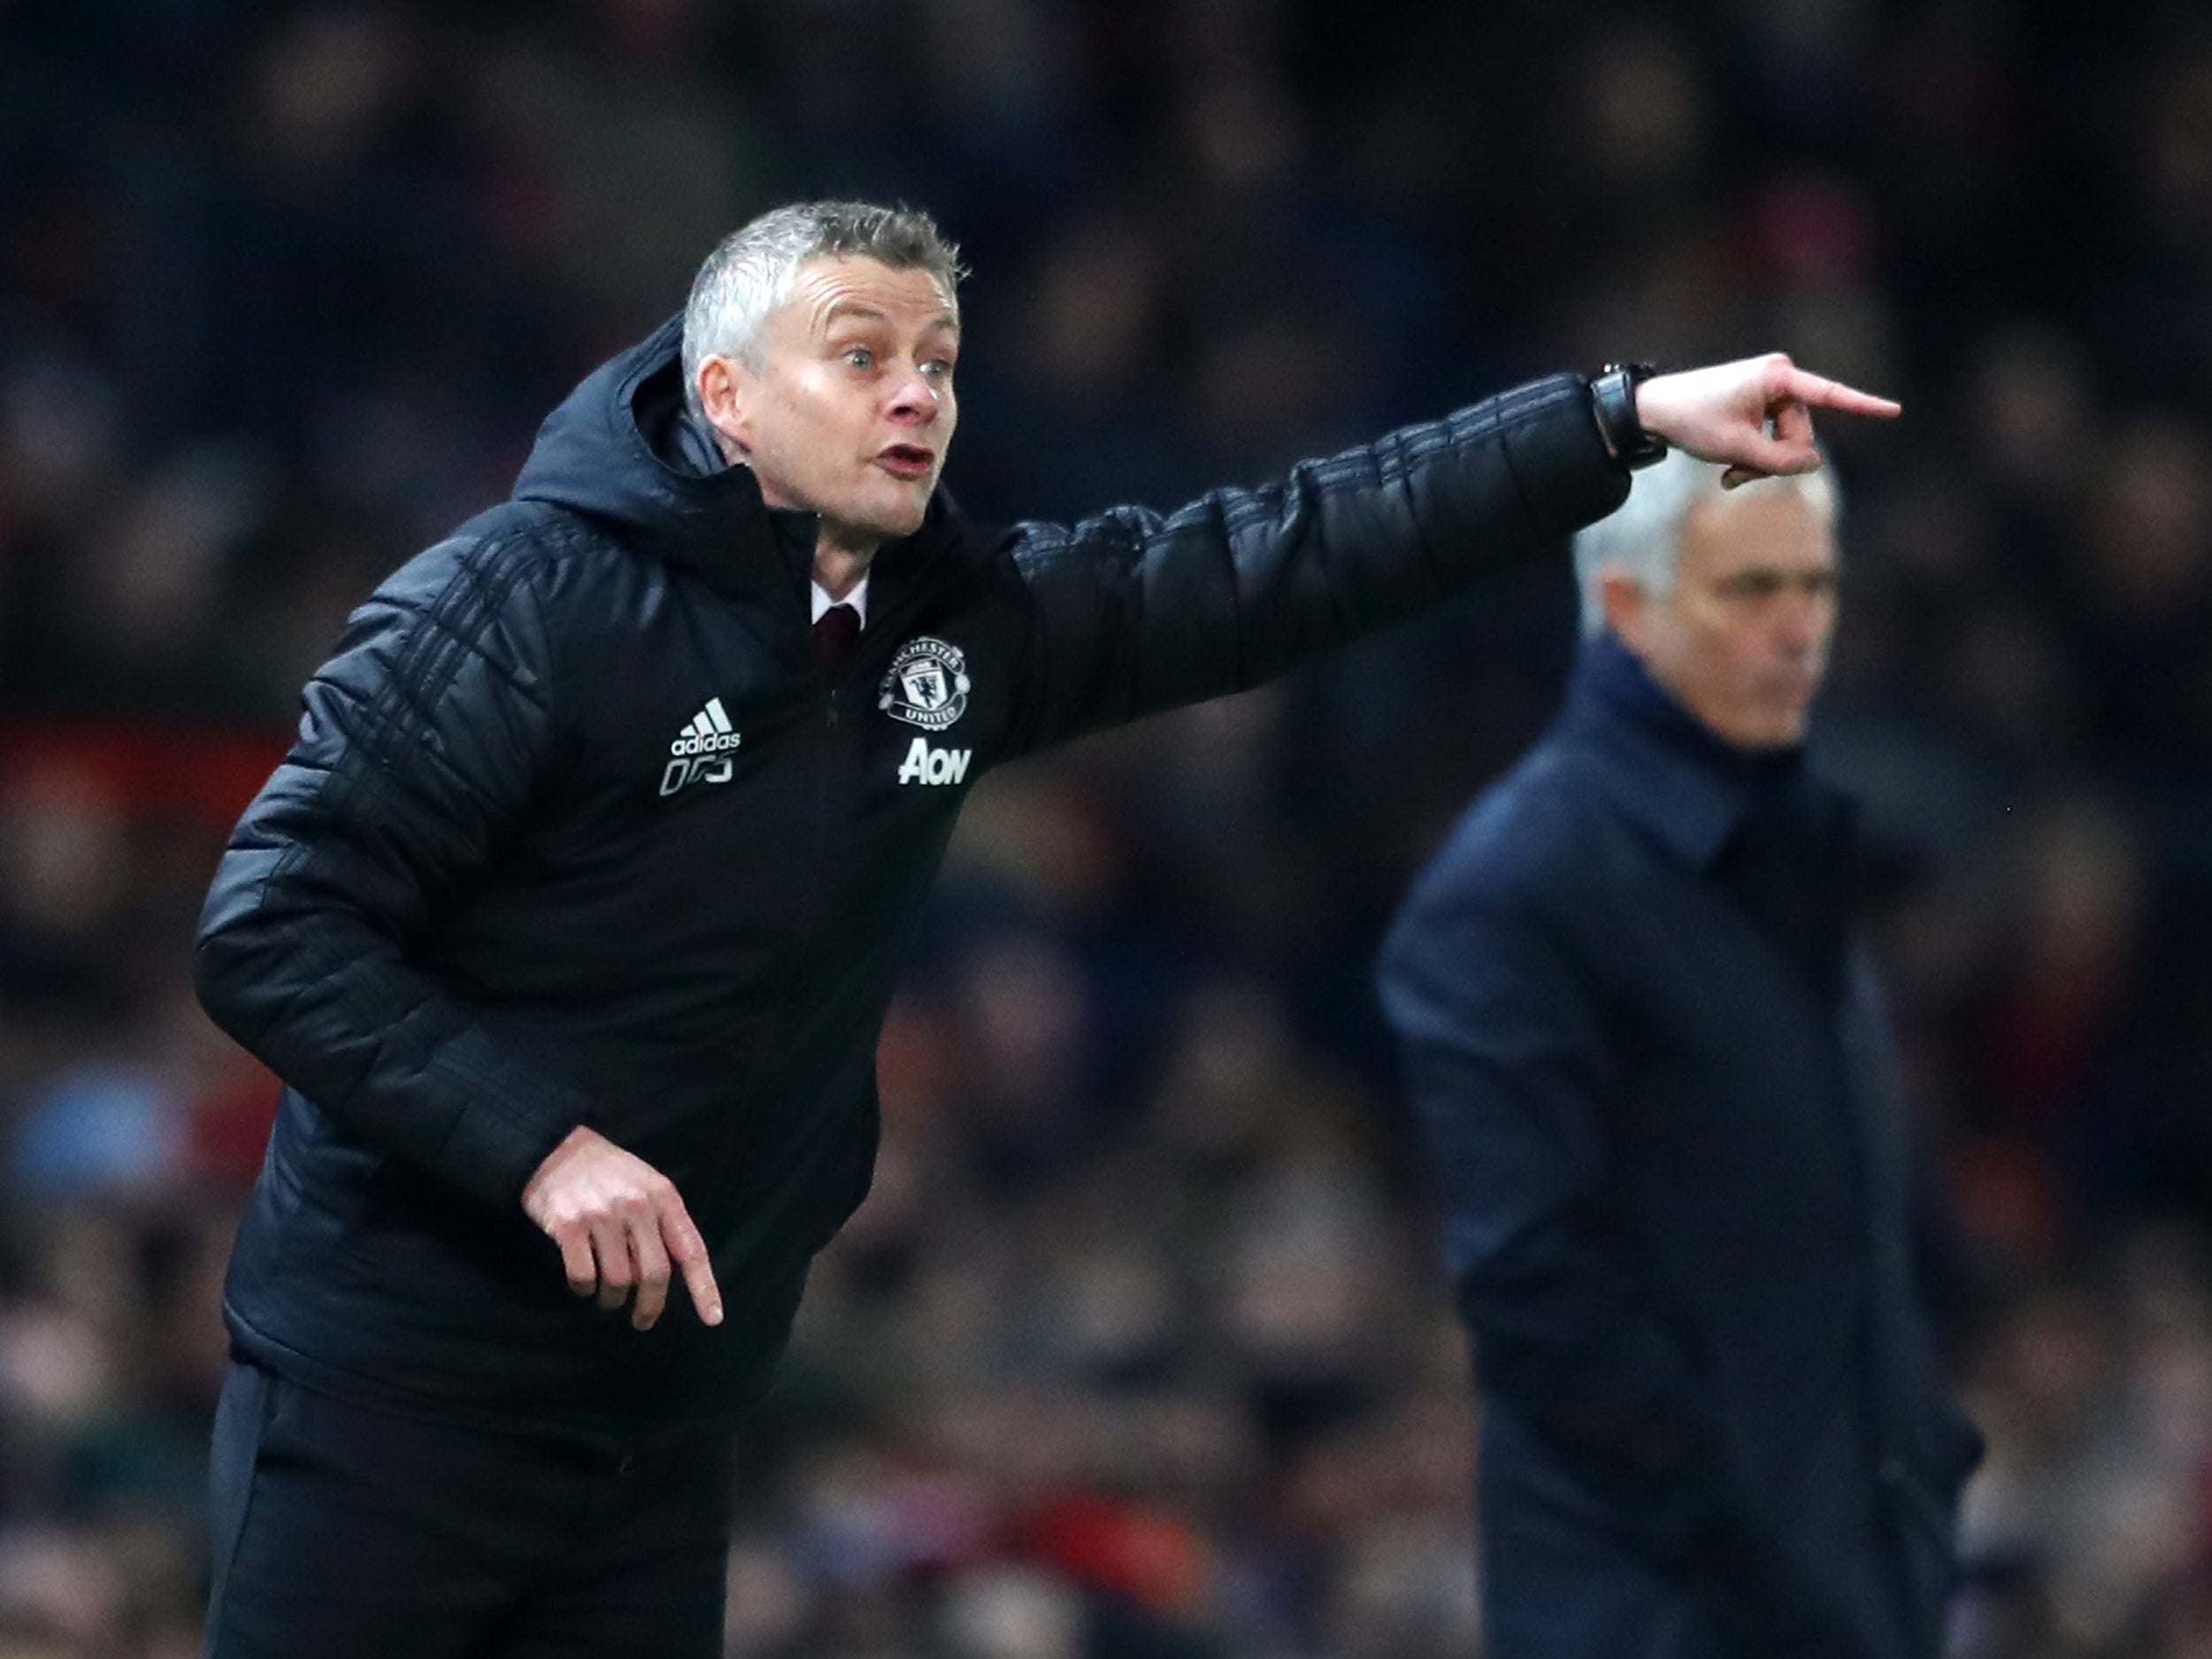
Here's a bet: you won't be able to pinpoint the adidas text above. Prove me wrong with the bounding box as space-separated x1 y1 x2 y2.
661 698 741 795
897 736 971 787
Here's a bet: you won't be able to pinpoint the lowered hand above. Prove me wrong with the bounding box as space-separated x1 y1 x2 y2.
521 1126 724 1332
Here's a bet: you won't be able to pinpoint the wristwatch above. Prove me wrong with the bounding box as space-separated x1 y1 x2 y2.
1590 361 1667 469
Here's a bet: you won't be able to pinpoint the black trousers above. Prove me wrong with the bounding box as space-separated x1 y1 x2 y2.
203 1359 737 1658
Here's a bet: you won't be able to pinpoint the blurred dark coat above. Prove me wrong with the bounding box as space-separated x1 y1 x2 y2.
1378 636 1980 1659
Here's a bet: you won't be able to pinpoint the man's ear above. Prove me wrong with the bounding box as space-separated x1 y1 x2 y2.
1599 567 1649 652
696 356 751 459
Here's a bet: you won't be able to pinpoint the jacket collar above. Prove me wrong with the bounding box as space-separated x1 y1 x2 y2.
1559 634 1812 870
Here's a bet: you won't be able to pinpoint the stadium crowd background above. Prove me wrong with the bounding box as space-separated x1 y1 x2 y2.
3 2 2212 1654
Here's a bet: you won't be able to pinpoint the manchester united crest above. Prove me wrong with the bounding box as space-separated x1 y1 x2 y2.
879 637 972 731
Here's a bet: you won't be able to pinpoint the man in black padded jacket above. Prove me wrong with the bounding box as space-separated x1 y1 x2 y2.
193 200 1900 1657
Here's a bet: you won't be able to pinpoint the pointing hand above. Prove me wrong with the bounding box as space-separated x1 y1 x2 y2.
1633 353 1901 488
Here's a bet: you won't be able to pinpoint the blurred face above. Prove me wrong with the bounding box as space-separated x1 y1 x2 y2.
697 257 959 551
1603 486 1839 749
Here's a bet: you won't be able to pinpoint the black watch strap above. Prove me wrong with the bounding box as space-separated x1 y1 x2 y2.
1591 361 1667 469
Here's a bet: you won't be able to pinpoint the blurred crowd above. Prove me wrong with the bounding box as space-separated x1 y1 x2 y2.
5 1 2212 1655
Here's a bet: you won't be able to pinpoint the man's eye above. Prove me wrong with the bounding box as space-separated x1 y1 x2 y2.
923 359 955 379
844 348 873 370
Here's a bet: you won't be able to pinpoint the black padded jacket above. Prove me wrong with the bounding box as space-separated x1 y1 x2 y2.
193 315 1632 1441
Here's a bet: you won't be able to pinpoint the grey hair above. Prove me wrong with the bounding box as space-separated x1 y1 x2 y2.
1571 448 1840 636
680 201 965 420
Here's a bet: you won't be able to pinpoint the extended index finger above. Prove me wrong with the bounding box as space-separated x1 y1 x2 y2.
1780 367 1901 419
659 1200 724 1327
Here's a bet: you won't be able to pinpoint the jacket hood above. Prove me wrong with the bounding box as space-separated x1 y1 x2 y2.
509 314 820 606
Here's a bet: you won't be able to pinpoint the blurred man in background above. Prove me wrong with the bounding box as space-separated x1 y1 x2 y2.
190 196 1896 1657
1379 451 1981 1659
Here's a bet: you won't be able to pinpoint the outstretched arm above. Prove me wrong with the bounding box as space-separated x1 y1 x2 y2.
1002 356 1897 757
1004 374 1628 756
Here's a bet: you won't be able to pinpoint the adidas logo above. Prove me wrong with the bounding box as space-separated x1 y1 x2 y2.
669 698 741 758
660 698 741 795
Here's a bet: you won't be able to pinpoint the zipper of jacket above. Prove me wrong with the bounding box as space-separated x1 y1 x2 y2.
765 572 956 1079
694 654 847 1229
792 572 942 940
776 665 851 1048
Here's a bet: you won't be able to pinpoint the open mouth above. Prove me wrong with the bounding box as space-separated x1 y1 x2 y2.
877 445 934 480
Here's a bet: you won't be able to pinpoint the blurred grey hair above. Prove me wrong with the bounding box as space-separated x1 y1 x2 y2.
680 201 965 420
1571 447 1840 636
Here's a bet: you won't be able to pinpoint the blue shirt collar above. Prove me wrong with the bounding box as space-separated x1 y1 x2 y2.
1560 634 1814 870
